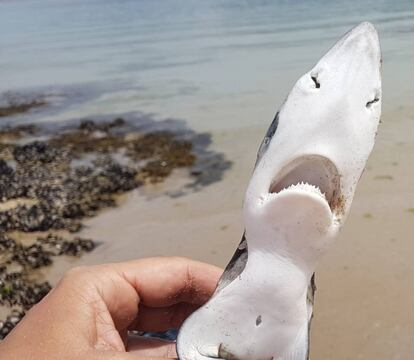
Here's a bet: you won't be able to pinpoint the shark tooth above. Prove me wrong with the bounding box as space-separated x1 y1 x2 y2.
279 181 326 200
177 22 381 360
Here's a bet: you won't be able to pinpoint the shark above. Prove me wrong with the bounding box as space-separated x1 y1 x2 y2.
177 22 382 360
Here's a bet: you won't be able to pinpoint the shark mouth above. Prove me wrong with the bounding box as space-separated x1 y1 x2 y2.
269 155 342 216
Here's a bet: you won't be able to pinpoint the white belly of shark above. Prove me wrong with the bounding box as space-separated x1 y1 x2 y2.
177 22 382 360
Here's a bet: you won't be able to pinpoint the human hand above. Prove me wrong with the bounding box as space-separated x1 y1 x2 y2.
0 257 222 360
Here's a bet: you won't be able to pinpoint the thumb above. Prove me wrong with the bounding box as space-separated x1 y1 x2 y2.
93 351 176 360
127 337 176 357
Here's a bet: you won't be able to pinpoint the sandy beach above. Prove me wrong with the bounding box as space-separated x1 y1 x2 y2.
1 0 414 356
34 104 412 359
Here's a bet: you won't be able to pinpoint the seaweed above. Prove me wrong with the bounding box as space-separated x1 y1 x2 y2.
0 93 47 117
0 117 231 338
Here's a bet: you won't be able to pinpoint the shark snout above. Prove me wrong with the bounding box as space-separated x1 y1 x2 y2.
312 22 381 103
322 21 381 65
345 21 380 49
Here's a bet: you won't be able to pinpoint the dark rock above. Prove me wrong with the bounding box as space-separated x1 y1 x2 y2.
0 92 47 117
13 141 66 165
0 117 231 339
0 270 51 309
0 310 25 340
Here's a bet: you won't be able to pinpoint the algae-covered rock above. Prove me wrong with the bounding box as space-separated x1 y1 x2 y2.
0 117 231 338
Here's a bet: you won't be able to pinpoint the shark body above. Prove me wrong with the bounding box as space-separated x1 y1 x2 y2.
177 22 382 360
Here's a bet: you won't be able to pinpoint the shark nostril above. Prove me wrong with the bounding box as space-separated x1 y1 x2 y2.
366 97 379 109
311 74 320 89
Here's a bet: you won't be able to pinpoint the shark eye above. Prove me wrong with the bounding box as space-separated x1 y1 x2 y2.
310 74 320 89
366 97 379 109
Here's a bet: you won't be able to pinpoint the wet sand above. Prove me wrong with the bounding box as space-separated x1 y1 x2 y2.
43 105 414 359
310 106 414 359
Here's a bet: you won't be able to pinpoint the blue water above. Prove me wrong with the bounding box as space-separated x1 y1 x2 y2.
1 0 413 130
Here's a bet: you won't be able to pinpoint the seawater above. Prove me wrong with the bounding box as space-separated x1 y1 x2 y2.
0 0 413 131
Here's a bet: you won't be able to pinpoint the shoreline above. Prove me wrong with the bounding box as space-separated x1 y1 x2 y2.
0 92 413 357
0 107 232 337
46 105 414 359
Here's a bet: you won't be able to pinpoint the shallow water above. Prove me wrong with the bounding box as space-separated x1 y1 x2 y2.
1 2 414 357
1 0 413 130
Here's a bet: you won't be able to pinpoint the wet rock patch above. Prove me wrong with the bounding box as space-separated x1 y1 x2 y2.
0 93 47 118
0 117 231 338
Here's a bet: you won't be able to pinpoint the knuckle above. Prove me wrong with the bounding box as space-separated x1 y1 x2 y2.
65 265 88 279
61 265 93 286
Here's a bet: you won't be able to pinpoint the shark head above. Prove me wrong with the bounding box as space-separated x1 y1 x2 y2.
177 22 381 360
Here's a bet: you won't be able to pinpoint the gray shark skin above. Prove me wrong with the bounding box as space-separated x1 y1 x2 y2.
177 22 382 360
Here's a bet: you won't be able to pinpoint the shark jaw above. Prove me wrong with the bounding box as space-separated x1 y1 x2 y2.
268 154 341 217
177 22 381 360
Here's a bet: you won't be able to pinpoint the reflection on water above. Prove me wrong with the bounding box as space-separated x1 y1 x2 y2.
0 0 413 130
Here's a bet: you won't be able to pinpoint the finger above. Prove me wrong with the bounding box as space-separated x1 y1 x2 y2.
132 303 199 332
58 265 140 350
127 336 177 358
57 257 221 346
116 257 222 307
92 350 176 360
